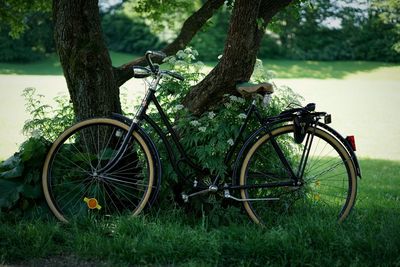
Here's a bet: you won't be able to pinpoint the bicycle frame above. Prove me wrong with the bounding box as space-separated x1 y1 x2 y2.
100 73 360 200
103 78 269 188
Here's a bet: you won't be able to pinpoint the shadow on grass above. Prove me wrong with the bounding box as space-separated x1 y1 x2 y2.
0 52 139 76
0 54 63 75
263 60 400 79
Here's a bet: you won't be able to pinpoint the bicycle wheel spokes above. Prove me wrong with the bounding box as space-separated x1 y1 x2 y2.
240 125 357 224
44 119 154 222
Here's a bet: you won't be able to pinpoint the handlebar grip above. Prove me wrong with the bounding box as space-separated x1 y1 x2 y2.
165 70 185 81
132 66 152 78
146 50 166 60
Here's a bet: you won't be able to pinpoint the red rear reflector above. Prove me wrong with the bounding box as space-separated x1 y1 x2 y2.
346 135 356 151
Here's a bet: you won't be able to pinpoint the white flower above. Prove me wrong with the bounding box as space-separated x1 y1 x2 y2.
237 97 245 104
184 47 193 54
190 120 200 126
229 95 239 102
198 127 206 132
237 113 247 119
32 129 41 139
208 112 216 119
176 50 186 59
175 104 184 110
224 102 232 108
227 139 234 146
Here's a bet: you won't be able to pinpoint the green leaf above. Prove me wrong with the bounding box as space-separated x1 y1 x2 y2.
20 138 44 162
0 154 21 172
24 170 41 183
21 184 43 199
0 179 23 208
0 163 23 179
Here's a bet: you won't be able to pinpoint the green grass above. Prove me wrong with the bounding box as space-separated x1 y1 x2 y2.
262 59 400 79
0 52 138 75
0 54 63 75
1 158 399 266
2 52 399 79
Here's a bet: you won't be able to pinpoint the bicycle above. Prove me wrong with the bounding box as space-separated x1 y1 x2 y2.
42 51 361 224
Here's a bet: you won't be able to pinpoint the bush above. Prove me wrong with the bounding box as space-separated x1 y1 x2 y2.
101 13 164 55
189 9 230 61
144 48 301 208
0 12 54 63
0 88 74 213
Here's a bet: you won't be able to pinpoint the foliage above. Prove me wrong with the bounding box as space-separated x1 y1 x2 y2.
1 0 399 63
189 8 230 61
0 137 49 213
0 0 50 38
0 12 53 62
124 0 198 33
22 88 74 141
0 88 74 213
101 12 165 56
143 48 300 204
260 0 400 62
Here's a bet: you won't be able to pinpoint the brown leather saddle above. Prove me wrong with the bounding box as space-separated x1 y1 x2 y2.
236 82 274 98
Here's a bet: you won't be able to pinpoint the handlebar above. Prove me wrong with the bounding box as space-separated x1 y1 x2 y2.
132 50 185 81
163 70 185 81
145 50 166 72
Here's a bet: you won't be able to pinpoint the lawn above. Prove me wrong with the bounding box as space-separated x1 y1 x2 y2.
1 52 399 79
1 52 399 265
0 158 399 266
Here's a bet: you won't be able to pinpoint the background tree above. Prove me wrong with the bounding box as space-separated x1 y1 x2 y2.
4 0 399 120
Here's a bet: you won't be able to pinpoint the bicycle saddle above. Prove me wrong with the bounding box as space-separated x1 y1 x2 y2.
236 82 274 97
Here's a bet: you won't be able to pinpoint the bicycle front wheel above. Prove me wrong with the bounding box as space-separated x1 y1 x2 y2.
240 124 357 224
42 118 155 223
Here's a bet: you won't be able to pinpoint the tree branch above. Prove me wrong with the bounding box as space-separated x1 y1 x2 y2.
114 0 225 87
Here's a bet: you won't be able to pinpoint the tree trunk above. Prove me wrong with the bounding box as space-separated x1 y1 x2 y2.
183 0 294 116
53 0 121 122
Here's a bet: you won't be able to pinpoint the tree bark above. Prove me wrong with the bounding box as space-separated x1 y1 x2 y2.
182 0 294 115
53 0 121 122
113 0 225 87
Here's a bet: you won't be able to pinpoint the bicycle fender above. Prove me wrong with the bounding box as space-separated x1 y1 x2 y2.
317 122 362 178
111 113 162 207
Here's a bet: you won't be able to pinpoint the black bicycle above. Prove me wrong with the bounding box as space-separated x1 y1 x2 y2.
42 51 361 224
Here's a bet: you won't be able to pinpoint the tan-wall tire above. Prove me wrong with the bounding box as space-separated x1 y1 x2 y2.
42 118 154 223
239 125 357 225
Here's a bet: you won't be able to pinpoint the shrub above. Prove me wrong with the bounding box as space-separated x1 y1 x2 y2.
101 13 164 55
189 9 230 61
143 48 301 207
0 88 73 213
0 12 54 63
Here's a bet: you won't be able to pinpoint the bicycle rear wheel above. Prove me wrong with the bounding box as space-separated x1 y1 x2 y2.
239 124 357 224
42 118 155 223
